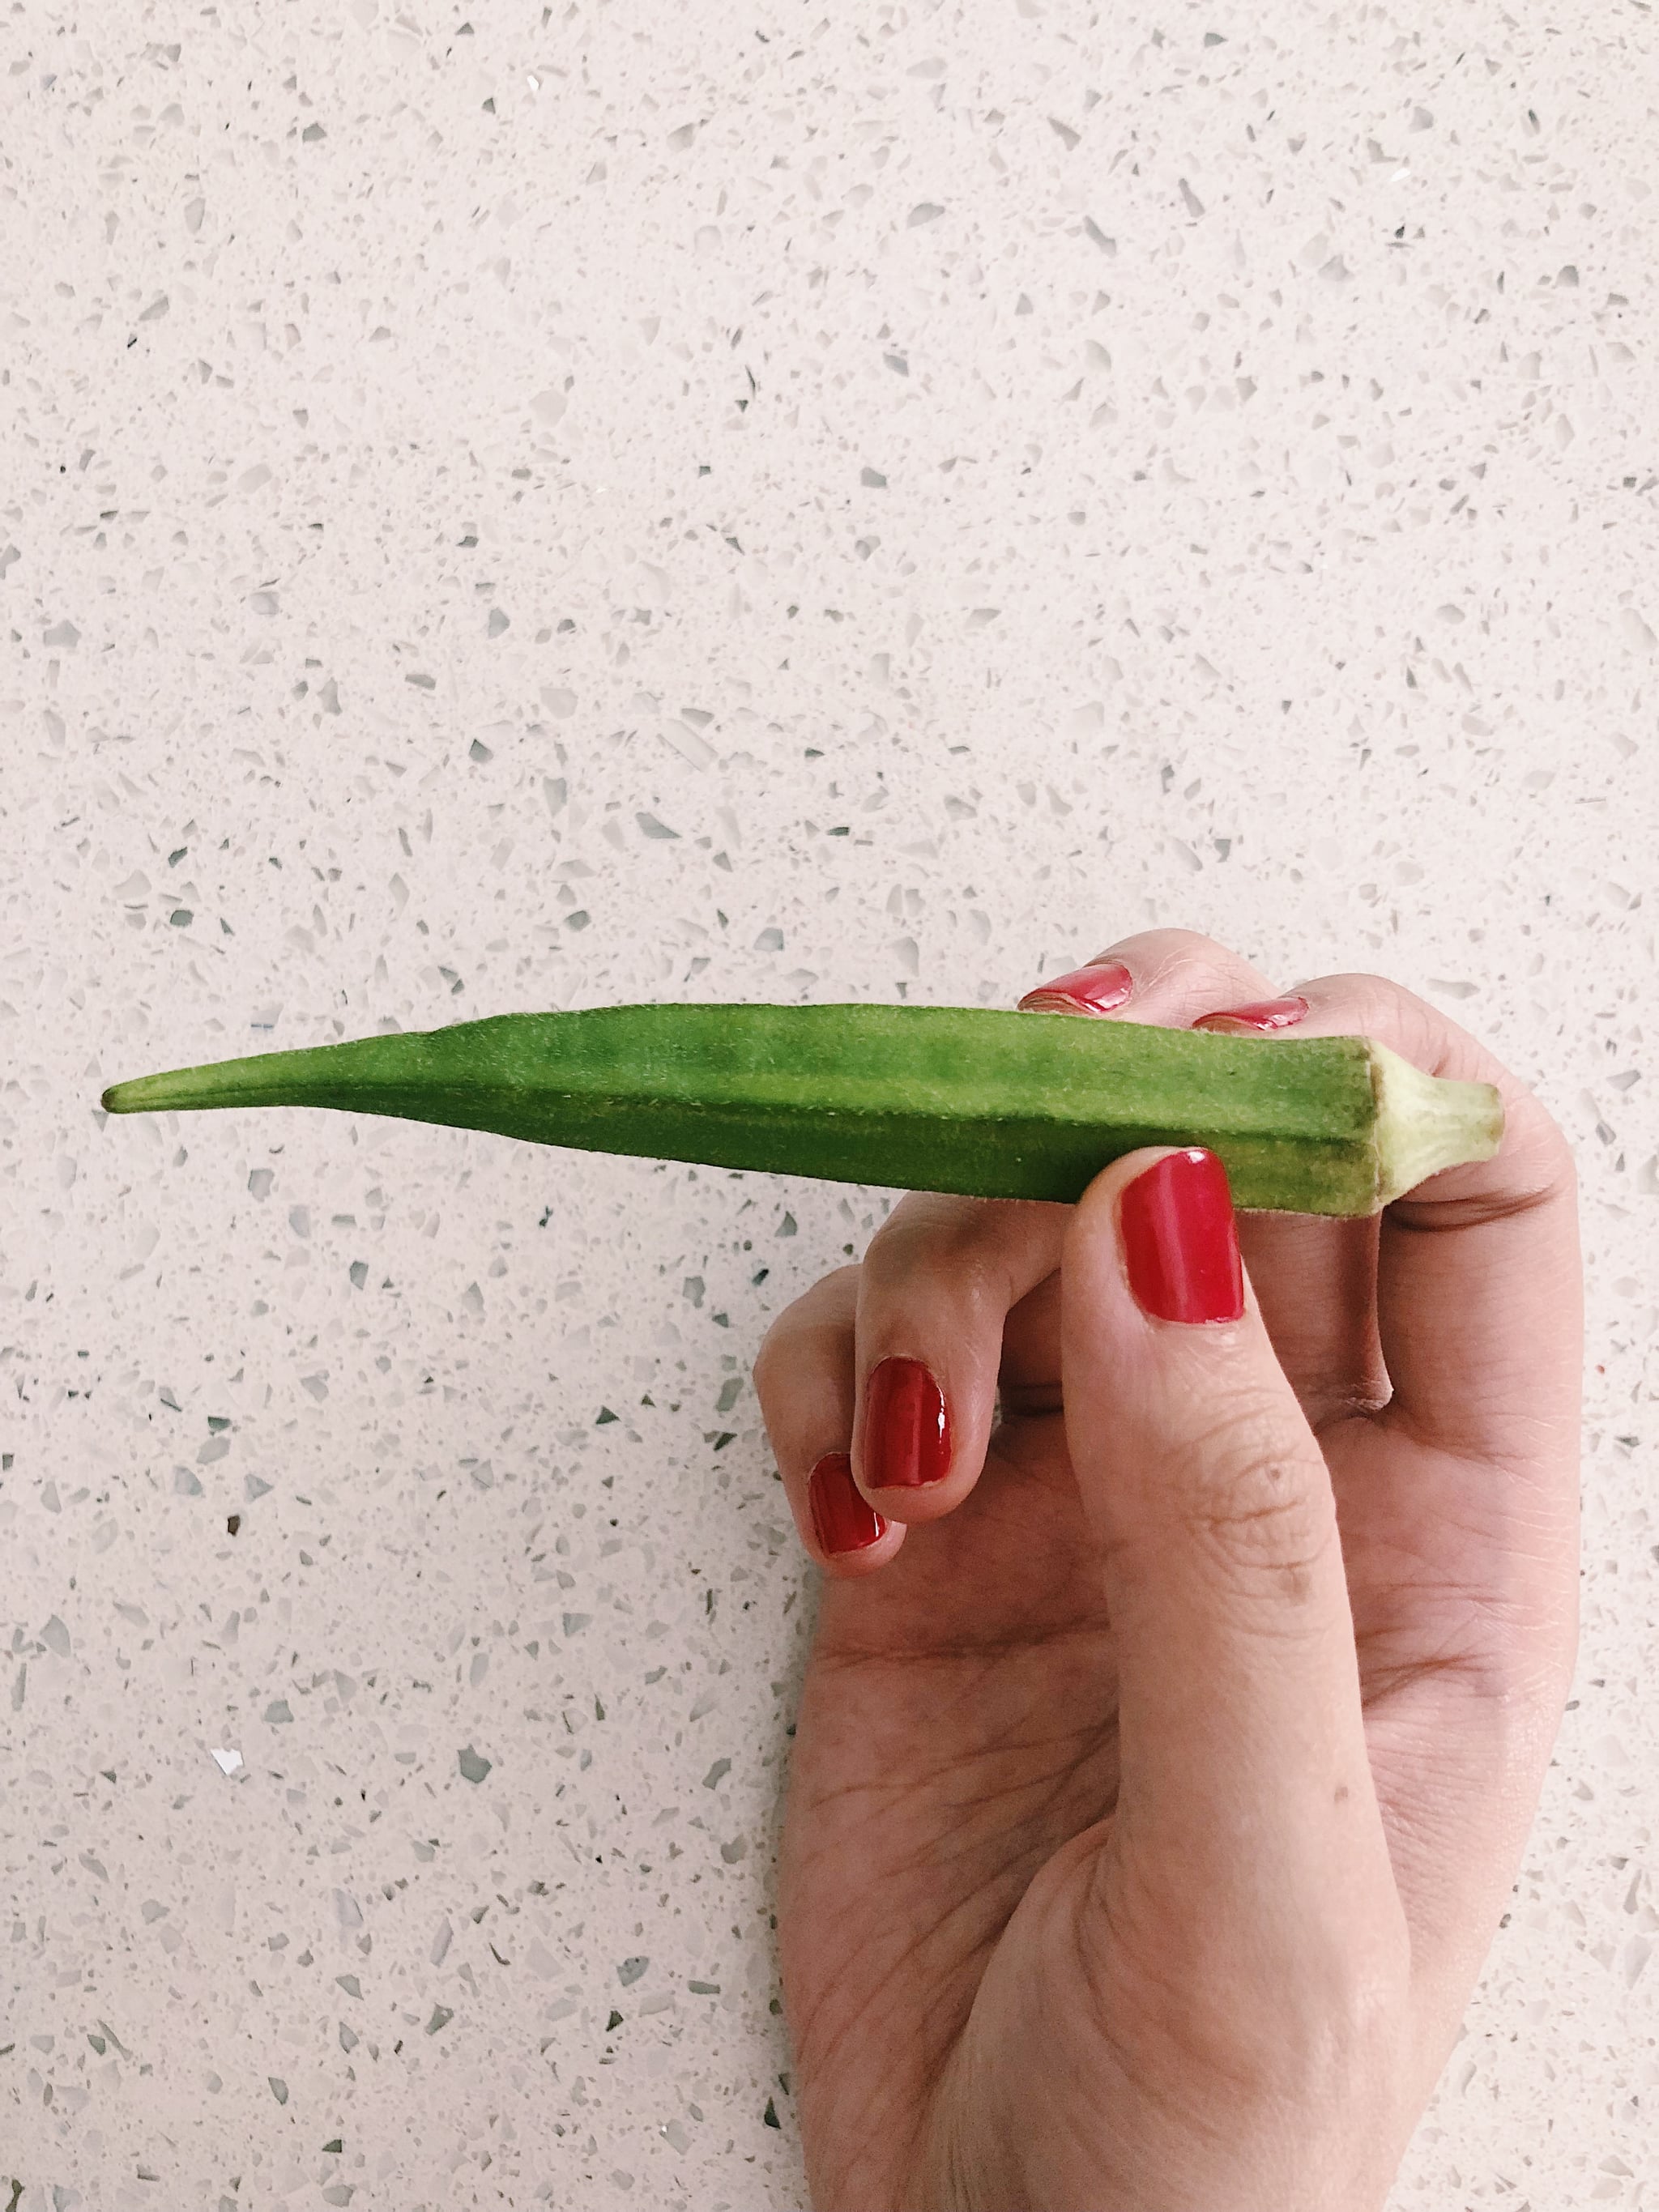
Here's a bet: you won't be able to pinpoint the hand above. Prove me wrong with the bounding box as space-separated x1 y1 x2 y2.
753 930 1581 2212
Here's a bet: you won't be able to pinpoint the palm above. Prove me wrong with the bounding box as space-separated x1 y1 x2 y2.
778 1219 1515 2210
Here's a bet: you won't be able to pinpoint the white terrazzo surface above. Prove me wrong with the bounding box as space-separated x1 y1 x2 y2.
2 4 1657 2206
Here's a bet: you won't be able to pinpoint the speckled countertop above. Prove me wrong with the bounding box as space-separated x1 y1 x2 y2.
2 5 1656 2209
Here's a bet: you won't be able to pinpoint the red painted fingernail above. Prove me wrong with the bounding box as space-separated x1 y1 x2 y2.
1120 1149 1244 1324
808 1453 888 1555
1191 994 1310 1034
863 1357 951 1489
1017 958 1134 1016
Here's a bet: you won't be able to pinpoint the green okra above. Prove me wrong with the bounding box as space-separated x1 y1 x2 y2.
99 1002 1503 1217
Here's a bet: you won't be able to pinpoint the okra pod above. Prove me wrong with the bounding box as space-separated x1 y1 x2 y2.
99 1003 1503 1217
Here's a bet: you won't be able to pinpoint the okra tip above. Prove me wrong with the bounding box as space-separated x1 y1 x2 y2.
100 1072 201 1115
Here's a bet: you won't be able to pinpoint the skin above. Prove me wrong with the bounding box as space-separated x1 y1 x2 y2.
753 929 1582 2212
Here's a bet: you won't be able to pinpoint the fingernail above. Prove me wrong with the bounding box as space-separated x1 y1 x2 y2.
863 1357 951 1489
1191 994 1310 1034
808 1452 888 1555
1017 957 1134 1016
1120 1149 1244 1324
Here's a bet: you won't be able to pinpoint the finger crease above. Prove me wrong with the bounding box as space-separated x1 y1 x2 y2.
1385 1180 1567 1234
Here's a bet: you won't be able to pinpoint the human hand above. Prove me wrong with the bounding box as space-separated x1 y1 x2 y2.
753 930 1581 2212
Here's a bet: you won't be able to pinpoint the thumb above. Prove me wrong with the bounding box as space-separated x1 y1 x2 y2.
1062 1149 1380 1862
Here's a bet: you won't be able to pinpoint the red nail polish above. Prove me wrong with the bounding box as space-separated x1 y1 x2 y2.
864 1357 951 1489
1192 994 1310 1034
808 1453 888 1555
1120 1149 1244 1324
1017 958 1134 1016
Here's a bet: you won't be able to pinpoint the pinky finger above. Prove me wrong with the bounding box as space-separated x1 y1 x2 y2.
753 1268 908 1579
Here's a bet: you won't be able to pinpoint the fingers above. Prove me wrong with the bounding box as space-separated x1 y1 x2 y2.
1196 1208 1389 1433
831 928 1356 1534
1061 1147 1392 1882
754 1268 906 1579
1291 973 1580 1477
1022 931 1392 1427
851 1193 1071 1523
756 1187 1077 1561
762 928 1388 1560
1020 926 1276 1031
1188 968 1580 1549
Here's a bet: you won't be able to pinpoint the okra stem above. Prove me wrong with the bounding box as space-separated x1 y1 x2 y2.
100 1003 1504 1217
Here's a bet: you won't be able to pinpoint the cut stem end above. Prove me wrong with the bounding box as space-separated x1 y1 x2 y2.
1370 1042 1505 1206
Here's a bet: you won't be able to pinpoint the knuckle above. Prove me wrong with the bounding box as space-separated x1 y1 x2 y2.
861 1196 1033 1306
1524 1102 1578 1185
750 1324 785 1396
1294 976 1582 1206
858 1196 944 1283
1303 968 1388 996
1128 929 1244 995
1120 925 1224 962
752 1268 859 1405
1307 968 1435 1039
750 1332 787 1416
1498 1109 1580 1215
1232 1944 1410 2108
1265 1935 1414 2103
1310 969 1503 1082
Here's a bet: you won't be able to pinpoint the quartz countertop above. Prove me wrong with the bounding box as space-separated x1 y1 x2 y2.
2 6 1655 2207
